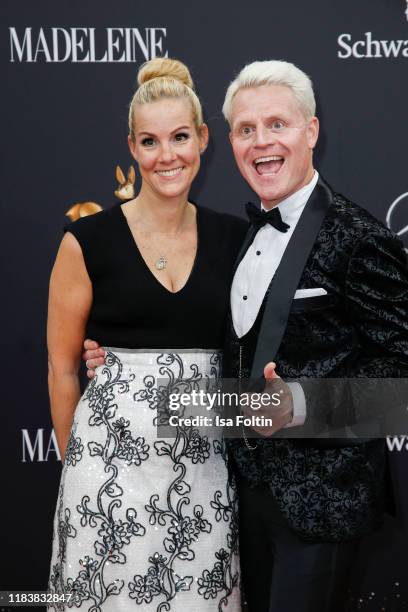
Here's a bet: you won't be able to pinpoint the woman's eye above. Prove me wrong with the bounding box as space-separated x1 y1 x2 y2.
141 137 155 147
174 132 189 142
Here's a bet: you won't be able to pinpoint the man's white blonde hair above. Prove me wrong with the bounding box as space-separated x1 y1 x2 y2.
222 60 316 124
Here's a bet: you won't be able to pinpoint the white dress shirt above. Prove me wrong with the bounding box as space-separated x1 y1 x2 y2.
231 171 319 427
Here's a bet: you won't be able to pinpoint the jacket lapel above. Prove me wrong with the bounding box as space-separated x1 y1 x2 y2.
232 212 259 277
250 177 334 378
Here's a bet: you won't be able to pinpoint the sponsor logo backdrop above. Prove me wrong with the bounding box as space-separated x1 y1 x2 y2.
1 0 407 609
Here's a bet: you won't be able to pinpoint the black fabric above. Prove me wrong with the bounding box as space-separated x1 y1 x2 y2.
65 203 248 349
226 177 408 542
250 179 332 378
231 224 258 279
238 478 360 612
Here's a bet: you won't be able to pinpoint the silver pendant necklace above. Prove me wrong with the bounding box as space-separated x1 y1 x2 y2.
155 255 168 270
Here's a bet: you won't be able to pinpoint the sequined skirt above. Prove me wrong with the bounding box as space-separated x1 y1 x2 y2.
48 348 240 611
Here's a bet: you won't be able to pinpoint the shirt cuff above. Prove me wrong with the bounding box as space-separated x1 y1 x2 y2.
284 382 306 428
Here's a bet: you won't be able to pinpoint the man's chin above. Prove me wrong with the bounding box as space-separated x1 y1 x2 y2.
248 175 286 205
252 187 286 207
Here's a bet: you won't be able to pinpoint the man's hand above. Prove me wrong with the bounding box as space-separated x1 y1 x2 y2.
82 339 106 379
241 362 294 437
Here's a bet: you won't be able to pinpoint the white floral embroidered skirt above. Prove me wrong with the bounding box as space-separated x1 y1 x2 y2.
49 349 240 611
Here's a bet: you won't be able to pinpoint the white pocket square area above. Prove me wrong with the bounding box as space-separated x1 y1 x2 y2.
294 288 328 299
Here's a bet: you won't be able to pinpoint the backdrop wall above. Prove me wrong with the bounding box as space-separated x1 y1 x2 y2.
1 1 408 610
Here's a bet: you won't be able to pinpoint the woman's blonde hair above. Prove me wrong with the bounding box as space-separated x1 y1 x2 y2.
128 57 204 142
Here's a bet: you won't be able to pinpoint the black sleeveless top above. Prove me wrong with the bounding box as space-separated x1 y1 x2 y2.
65 204 248 349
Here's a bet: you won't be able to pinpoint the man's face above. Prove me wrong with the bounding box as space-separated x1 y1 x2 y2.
229 84 319 209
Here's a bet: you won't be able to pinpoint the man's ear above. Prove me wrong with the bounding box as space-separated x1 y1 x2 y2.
199 123 209 153
128 135 138 161
307 117 319 149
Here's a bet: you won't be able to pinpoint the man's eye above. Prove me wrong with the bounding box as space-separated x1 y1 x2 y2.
270 120 285 130
174 132 189 142
240 126 253 136
141 137 155 147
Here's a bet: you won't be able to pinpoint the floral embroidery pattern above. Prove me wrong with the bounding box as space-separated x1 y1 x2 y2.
49 352 147 610
49 351 239 611
134 352 221 426
197 441 240 609
49 484 78 606
65 429 84 467
128 353 238 610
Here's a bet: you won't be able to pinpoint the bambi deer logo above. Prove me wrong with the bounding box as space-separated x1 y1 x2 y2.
114 165 136 201
64 165 136 221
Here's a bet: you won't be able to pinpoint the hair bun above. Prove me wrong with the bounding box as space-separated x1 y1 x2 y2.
137 58 194 89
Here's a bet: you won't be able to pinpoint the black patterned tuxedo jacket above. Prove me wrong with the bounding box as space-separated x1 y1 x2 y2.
225 176 408 542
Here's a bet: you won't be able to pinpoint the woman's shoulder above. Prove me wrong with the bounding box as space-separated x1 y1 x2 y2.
64 205 121 243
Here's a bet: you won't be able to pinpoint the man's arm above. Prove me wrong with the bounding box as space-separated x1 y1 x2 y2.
344 230 408 375
301 228 408 435
253 228 408 438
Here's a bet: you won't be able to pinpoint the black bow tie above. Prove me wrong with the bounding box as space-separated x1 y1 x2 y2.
245 202 290 233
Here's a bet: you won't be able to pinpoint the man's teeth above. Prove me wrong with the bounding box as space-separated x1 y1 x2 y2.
254 156 283 164
156 167 183 176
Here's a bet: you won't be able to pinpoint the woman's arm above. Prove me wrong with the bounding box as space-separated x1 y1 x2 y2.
47 232 92 462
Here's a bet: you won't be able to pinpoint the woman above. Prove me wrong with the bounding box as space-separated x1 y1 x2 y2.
47 58 247 611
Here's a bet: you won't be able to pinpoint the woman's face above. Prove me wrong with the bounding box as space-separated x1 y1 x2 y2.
129 97 208 201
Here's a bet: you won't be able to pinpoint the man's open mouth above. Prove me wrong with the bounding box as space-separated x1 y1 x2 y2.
253 155 284 175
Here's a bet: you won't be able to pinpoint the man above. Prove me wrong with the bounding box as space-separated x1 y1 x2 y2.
221 60 408 612
84 61 408 611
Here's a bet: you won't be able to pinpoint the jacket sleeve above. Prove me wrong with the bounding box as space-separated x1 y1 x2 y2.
298 228 408 438
344 230 408 373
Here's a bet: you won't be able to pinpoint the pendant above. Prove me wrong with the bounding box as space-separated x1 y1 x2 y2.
155 256 167 270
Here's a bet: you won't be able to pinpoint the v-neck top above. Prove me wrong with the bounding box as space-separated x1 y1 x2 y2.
65 203 248 349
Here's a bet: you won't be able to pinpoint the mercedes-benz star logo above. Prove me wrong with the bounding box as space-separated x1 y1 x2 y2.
386 192 408 252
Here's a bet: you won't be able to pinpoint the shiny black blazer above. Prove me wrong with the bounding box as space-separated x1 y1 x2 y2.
226 176 408 542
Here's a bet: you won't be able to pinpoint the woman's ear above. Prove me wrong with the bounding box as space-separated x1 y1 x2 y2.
199 123 209 153
128 135 138 161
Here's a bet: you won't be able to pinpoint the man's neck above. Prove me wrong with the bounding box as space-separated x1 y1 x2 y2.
261 170 318 212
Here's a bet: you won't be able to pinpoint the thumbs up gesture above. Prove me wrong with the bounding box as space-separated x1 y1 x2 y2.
240 362 294 437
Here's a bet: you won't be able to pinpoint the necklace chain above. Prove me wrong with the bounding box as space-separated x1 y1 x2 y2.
128 201 193 272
